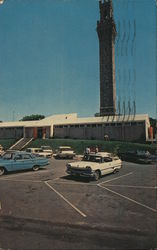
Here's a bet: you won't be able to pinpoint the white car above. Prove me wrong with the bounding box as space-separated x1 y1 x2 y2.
41 146 53 154
66 152 122 181
26 148 52 158
54 146 75 159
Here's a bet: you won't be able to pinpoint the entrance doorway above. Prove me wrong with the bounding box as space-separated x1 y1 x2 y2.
37 128 43 138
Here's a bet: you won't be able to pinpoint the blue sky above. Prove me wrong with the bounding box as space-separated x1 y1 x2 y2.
0 0 156 121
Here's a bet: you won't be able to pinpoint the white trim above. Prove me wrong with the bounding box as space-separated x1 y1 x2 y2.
44 181 87 218
9 137 24 149
21 138 33 149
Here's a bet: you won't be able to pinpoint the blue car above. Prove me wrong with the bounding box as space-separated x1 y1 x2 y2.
0 151 49 176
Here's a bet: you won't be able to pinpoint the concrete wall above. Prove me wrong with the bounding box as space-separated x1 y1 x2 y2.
54 122 146 142
0 127 23 139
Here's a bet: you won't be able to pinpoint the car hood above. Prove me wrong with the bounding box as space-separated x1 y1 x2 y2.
68 161 99 169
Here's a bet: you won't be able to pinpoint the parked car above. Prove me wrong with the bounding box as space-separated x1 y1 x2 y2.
54 146 76 159
26 148 52 158
66 152 122 181
118 150 154 164
0 145 4 156
41 146 53 155
0 151 49 176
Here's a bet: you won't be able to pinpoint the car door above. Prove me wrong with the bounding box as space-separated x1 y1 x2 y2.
100 157 114 176
112 157 121 169
12 154 25 171
21 154 34 170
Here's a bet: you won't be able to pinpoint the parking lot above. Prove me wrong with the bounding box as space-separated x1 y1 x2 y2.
0 157 156 250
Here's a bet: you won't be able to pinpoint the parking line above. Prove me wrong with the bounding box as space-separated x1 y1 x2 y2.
52 180 96 186
0 202 1 210
44 181 87 218
104 184 157 189
98 184 157 213
98 172 133 185
0 179 42 183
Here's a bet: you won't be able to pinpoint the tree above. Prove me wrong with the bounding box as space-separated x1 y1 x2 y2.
20 114 45 121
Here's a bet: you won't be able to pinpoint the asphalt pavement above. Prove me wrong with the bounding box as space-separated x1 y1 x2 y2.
0 157 156 250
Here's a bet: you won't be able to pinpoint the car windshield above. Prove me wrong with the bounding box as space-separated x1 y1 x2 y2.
35 149 43 153
26 149 31 153
2 153 13 160
83 155 102 163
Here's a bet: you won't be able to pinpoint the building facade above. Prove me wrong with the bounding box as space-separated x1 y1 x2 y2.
0 113 151 142
97 0 116 116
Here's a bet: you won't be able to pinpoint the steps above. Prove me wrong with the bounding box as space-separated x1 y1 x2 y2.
10 138 33 150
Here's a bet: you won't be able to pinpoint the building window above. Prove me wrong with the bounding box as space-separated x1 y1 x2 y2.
87 124 91 128
125 122 131 126
97 124 102 127
92 124 96 128
131 122 137 126
59 125 63 128
137 122 144 125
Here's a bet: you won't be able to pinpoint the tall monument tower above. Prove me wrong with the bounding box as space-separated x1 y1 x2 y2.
97 0 116 116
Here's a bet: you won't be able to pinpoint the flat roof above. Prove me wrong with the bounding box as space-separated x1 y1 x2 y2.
0 113 150 128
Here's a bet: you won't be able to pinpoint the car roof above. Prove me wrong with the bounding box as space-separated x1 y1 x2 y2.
88 152 112 157
27 148 41 150
59 146 71 149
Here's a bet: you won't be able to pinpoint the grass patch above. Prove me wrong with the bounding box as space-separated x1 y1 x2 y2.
27 138 157 155
0 139 17 150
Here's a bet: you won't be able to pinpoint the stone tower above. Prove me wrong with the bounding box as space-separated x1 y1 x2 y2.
97 0 116 116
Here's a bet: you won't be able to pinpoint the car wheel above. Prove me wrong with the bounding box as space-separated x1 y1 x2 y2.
0 167 5 176
32 165 39 171
94 170 100 181
113 169 117 174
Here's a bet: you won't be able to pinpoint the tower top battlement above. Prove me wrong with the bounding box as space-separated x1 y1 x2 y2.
99 0 113 21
